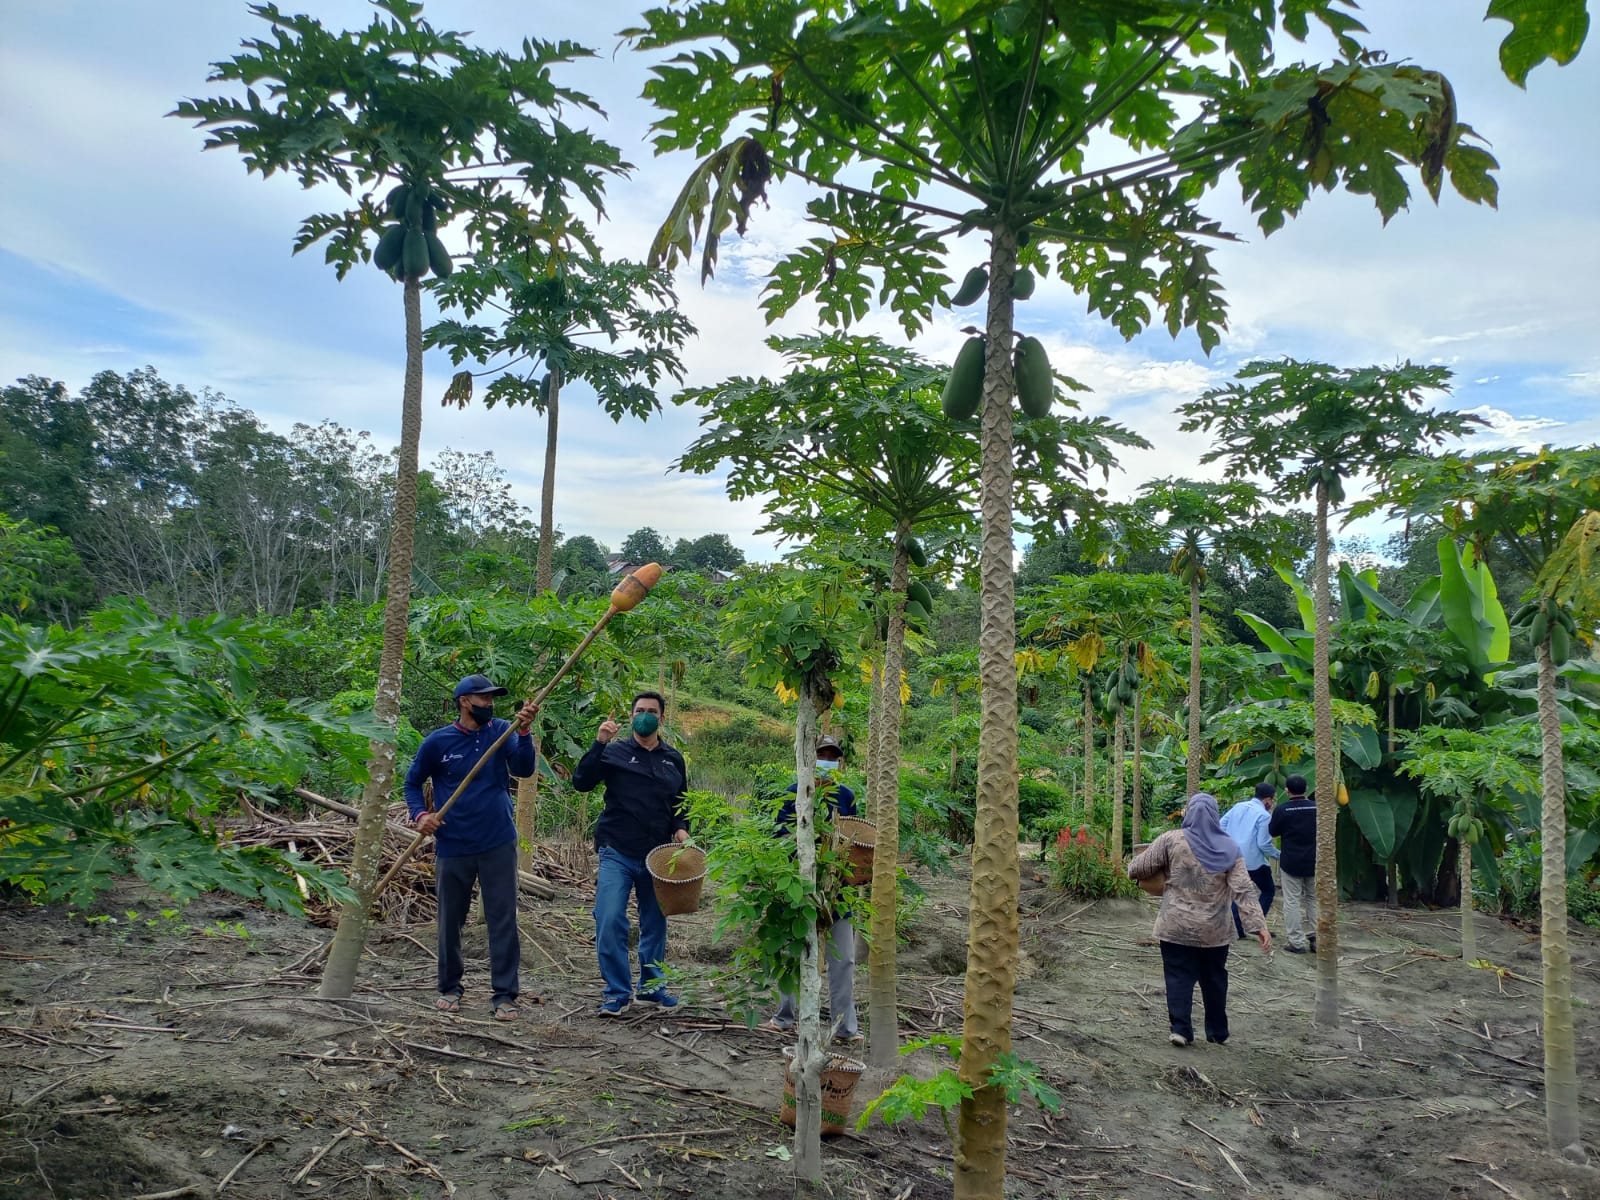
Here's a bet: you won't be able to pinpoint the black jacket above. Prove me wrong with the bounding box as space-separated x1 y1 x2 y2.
572 736 689 859
1268 795 1317 878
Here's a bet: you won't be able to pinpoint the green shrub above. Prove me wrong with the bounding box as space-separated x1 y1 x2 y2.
1048 828 1139 900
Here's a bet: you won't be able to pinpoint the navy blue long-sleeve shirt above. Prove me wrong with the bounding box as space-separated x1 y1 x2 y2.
571 735 689 859
774 778 857 835
403 718 536 859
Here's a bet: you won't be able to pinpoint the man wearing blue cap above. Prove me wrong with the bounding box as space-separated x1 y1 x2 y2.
405 674 538 1021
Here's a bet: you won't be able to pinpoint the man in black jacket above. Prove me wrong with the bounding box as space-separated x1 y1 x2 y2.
572 691 690 1015
1267 775 1317 953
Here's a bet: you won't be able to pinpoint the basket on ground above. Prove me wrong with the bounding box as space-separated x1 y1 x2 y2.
780 1049 867 1136
832 817 877 886
646 843 707 915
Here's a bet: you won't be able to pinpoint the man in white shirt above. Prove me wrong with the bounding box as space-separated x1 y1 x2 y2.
1219 783 1280 940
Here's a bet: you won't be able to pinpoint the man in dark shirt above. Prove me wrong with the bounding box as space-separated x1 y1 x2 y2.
762 734 862 1044
404 673 538 1020
1266 774 1317 954
571 690 690 1016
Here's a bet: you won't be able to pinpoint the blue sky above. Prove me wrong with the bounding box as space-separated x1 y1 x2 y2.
1 1 1595 560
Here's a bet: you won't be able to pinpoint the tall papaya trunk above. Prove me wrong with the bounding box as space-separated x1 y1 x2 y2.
791 690 825 1181
1110 704 1126 867
1387 684 1398 908
1459 829 1475 965
534 368 562 594
515 736 542 874
1131 685 1143 851
1536 638 1585 1160
949 690 960 791
1186 571 1203 797
1081 675 1094 824
867 542 910 1069
321 277 425 999
955 227 1020 1200
1311 482 1340 1028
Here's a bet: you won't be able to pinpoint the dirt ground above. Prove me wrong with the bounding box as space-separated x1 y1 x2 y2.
2 848 1598 1200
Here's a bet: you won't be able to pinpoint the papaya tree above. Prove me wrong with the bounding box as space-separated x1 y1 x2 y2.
1131 479 1295 796
1022 574 1187 863
676 332 1138 1068
1397 723 1542 964
427 246 695 593
1180 359 1479 1030
723 567 860 1181
1369 447 1600 1159
174 1 628 999
628 2 1498 1189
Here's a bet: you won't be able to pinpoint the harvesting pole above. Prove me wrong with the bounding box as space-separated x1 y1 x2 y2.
372 563 664 897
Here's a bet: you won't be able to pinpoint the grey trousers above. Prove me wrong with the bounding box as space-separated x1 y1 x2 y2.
1281 872 1316 950
775 917 859 1039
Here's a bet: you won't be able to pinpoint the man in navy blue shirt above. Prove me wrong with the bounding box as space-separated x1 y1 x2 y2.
572 691 690 1016
405 673 537 1020
762 733 862 1044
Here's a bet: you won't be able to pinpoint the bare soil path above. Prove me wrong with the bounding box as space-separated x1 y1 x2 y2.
2 849 1597 1199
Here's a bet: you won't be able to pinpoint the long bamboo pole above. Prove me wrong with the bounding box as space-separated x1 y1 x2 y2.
370 564 662 900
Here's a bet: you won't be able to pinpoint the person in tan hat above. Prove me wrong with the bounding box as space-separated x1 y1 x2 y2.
762 733 862 1045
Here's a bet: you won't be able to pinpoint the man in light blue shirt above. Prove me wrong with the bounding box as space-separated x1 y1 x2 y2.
1219 783 1280 940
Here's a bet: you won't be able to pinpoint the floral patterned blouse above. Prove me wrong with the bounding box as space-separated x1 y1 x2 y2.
1127 829 1266 948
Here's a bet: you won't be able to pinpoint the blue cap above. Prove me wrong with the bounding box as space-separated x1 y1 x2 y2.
453 673 509 700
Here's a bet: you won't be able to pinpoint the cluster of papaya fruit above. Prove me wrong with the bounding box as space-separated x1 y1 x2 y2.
863 535 935 647
1103 659 1140 714
1512 595 1580 665
1173 544 1206 587
940 265 1052 422
372 183 453 282
1447 807 1486 846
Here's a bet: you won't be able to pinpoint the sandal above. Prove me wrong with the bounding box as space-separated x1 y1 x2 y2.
492 1000 521 1022
434 991 463 1013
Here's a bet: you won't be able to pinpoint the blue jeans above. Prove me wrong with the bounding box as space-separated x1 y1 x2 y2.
594 846 667 1003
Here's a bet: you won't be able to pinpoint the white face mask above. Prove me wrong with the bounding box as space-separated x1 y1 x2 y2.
815 759 839 773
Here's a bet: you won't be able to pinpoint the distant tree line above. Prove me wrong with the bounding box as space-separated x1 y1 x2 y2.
0 367 745 624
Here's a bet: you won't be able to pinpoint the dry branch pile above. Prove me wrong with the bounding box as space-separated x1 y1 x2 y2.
227 788 589 927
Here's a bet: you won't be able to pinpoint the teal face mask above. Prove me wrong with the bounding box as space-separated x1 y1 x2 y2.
815 760 838 773
631 711 661 737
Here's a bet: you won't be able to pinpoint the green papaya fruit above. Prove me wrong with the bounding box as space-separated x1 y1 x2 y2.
1011 268 1035 300
907 581 933 611
385 184 411 219
904 536 928 569
402 229 429 280
941 337 985 420
425 233 452 278
1512 602 1538 626
374 223 407 272
904 599 930 624
1556 607 1577 635
950 266 989 306
422 203 438 234
1551 624 1571 665
1017 228 1033 248
1014 336 1052 418
1530 612 1550 647
405 188 427 226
